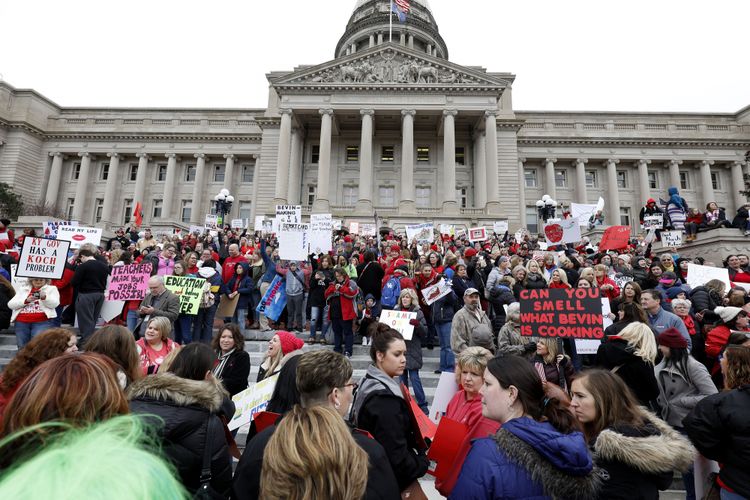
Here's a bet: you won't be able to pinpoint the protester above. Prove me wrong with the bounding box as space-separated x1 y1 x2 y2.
257 330 303 382
211 323 251 396
496 302 535 357
70 248 109 343
450 287 494 355
8 277 60 348
307 268 330 344
324 266 359 357
194 259 226 343
641 289 691 349
226 261 254 335
705 306 749 366
665 186 688 230
532 338 575 393
431 281 458 373
134 275 180 336
135 316 180 375
396 288 429 414
85 325 142 388
359 293 382 347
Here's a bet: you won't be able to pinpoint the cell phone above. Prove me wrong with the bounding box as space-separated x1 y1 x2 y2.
32 291 41 299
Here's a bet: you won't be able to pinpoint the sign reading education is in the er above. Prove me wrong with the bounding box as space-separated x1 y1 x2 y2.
164 275 206 315
518 288 604 339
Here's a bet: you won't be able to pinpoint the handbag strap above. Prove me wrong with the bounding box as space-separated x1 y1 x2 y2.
198 414 213 486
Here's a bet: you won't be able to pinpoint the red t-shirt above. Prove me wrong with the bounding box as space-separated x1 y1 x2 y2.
15 289 48 323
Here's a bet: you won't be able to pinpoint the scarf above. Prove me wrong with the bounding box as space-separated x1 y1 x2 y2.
213 348 235 378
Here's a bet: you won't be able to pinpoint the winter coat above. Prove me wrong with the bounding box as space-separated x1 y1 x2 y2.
592 409 696 500
450 417 599 500
357 261 386 300
399 305 426 370
524 273 548 291
51 263 75 306
533 354 575 392
488 283 515 333
496 321 531 356
731 206 750 230
684 385 750 498
324 278 359 321
227 262 254 309
596 337 660 407
431 290 458 325
0 285 12 330
275 263 306 296
351 365 429 492
451 275 475 300
450 306 494 355
654 356 717 427
214 349 251 397
8 283 60 322
127 373 233 497
307 274 331 308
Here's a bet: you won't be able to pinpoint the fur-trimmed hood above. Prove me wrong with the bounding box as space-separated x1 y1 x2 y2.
127 372 228 412
594 408 696 474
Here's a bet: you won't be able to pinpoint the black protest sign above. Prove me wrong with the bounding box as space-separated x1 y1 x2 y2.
519 288 604 339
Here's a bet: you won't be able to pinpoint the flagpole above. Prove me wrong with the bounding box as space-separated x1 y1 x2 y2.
389 0 393 42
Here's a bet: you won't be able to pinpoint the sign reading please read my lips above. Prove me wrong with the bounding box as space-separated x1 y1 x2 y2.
56 226 103 248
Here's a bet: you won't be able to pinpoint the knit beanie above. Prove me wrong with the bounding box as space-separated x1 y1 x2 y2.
715 306 744 324
657 328 688 349
276 330 304 355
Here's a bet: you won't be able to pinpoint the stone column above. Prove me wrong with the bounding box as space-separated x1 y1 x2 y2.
250 155 261 220
408 34 414 48
442 109 458 213
518 157 527 227
223 153 235 191
700 160 715 207
575 158 587 203
638 159 651 204
273 109 293 205
72 152 93 222
400 109 416 213
45 152 65 209
473 132 487 208
313 109 333 212
190 153 207 224
484 111 500 213
287 129 303 204
732 161 747 212
356 109 375 213
101 152 121 226
369 34 375 47
606 159 621 225
162 153 179 220
377 32 383 44
668 159 682 189
544 158 557 201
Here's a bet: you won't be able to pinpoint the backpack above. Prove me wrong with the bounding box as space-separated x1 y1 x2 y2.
381 276 402 309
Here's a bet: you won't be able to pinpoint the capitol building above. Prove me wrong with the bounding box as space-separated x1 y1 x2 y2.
1 0 749 237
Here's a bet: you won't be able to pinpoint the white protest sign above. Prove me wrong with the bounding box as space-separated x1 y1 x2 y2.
643 214 664 230
543 218 581 245
379 310 417 340
331 219 343 230
613 274 634 290
228 374 279 431
349 222 360 234
57 226 102 249
360 223 377 237
42 220 78 239
275 205 301 224
686 263 731 292
662 231 683 248
230 219 244 229
405 223 434 244
571 202 598 227
308 214 333 254
15 237 71 279
204 214 218 230
468 227 487 243
439 224 455 237
9 264 22 289
515 227 530 243
254 216 265 232
493 220 509 235
278 223 309 261
575 298 609 355
428 372 460 423
188 225 204 235
420 278 452 306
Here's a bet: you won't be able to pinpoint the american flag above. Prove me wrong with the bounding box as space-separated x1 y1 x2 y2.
391 0 409 22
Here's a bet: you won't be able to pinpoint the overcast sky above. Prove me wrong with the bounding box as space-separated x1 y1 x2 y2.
1 0 748 113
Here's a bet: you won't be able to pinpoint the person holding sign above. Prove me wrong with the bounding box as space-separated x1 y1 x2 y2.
324 267 359 358
396 289 429 414
8 278 60 348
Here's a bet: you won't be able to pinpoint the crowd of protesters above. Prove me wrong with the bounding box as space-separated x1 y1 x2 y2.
0 188 750 499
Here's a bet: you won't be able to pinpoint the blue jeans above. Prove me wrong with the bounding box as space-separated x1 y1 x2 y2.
51 305 65 327
194 305 217 344
436 321 455 372
721 489 746 500
15 319 55 348
565 338 583 372
310 306 323 340
233 307 248 336
676 427 696 500
401 369 428 413
425 318 436 347
174 314 194 344
332 318 353 355
126 310 139 334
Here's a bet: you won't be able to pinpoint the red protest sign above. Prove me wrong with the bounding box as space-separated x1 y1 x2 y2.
400 383 437 449
253 411 281 434
107 263 152 301
426 417 468 480
518 288 604 339
599 225 631 251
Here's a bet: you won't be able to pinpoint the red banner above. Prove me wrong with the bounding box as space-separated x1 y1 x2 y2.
599 225 631 251
401 383 437 449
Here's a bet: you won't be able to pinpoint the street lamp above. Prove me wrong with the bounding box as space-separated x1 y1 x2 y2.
535 194 557 224
213 188 234 226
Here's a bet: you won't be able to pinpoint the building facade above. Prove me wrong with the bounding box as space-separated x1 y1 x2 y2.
1 0 749 234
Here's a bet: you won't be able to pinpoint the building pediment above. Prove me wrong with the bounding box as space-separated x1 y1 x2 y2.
271 43 512 93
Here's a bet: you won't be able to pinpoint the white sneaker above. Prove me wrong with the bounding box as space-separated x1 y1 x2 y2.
362 337 368 345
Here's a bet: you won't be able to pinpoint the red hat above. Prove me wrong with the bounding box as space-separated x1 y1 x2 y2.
464 248 477 258
344 236 352 243
390 244 401 253
657 328 688 349
276 330 304 355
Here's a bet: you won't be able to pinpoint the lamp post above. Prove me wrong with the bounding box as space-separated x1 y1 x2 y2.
535 194 557 225
213 188 234 226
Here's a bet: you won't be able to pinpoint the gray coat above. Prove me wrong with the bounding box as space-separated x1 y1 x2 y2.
654 356 717 428
401 306 426 371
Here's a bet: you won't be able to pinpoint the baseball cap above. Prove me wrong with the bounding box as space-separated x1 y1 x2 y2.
464 288 480 297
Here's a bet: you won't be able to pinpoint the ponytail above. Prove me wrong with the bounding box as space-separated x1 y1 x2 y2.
541 396 579 435
367 323 403 363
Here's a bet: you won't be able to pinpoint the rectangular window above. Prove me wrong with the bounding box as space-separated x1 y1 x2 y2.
311 145 320 164
239 202 252 220
94 198 104 223
72 163 81 180
185 164 196 182
307 185 317 206
524 169 537 188
379 186 395 206
66 199 75 220
242 164 254 183
100 163 110 181
616 170 628 188
455 147 465 166
129 164 138 181
156 164 168 182
343 186 358 206
214 164 225 182
123 199 133 224
346 146 359 162
526 207 539 234
679 171 690 190
555 169 568 188
648 171 658 189
416 187 431 207
585 170 598 188
381 146 394 162
711 171 720 190
620 207 631 226
181 201 191 223
152 200 163 218
456 187 467 208
416 146 430 162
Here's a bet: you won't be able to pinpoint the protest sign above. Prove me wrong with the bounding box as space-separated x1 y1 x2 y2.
401 383 437 448
519 288 604 339
598 225 631 251
164 275 206 315
275 204 301 224
439 224 455 237
253 216 265 232
379 309 417 340
428 371 459 423
468 227 487 243
514 227 530 244
15 237 70 279
253 411 282 434
427 417 469 480
228 374 279 431
188 225 204 235
230 218 244 229
493 220 509 235
278 223 309 261
575 298 610 355
613 274 634 290
310 213 333 230
308 214 333 254
107 263 152 301
686 263 731 292
9 264 22 289
99 299 125 323
643 214 664 230
420 278 452 306
204 214 218 229
360 223 376 236
57 226 102 248
41 220 78 239
544 218 581 246
405 223 434 244
216 293 239 318
256 275 287 321
662 230 683 248
331 219 343 230
349 222 360 234
571 202 598 227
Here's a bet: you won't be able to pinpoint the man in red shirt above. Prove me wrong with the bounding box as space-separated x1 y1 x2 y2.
221 243 245 284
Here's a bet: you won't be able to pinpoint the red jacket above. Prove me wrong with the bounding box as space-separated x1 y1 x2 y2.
596 276 620 300
221 255 246 284
324 278 359 321
52 265 75 306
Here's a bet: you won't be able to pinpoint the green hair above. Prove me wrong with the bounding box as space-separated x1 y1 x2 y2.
0 415 187 499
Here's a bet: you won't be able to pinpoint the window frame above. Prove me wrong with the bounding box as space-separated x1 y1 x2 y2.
647 170 658 189
185 164 196 182
238 202 252 220
379 186 396 206
455 147 466 166
152 199 163 218
343 185 359 206
123 199 133 224
242 164 254 183
156 164 168 182
526 206 539 234
307 185 317 206
99 162 110 181
679 171 690 190
554 169 568 188
310 145 320 164
710 171 720 190
346 146 359 163
585 170 598 188
415 186 431 208
94 198 104 223
619 207 631 226
129 164 138 182
213 164 225 183
72 162 81 180
381 145 394 162
180 200 192 224
524 169 538 188
416 146 430 163
616 170 628 189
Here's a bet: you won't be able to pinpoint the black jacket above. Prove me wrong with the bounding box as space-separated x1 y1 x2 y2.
357 261 386 300
523 273 548 291
127 373 233 497
71 258 109 293
684 385 750 498
216 349 251 397
596 338 660 407
232 419 400 500
0 284 12 330
488 284 515 332
307 274 330 308
732 207 750 230
689 286 722 324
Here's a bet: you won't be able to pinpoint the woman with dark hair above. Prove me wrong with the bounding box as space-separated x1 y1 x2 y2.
325 266 359 357
570 369 696 499
610 281 642 317
211 323 250 397
451 356 599 499
702 201 732 231
85 325 142 388
350 323 429 493
665 186 688 231
604 301 650 337
641 262 664 290
355 249 385 301
726 254 750 283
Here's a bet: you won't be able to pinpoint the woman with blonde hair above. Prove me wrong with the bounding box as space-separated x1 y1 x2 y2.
257 330 304 382
8 277 60 348
523 259 548 291
135 316 179 375
596 322 660 407
548 268 570 288
260 405 368 500
578 267 596 287
533 337 575 393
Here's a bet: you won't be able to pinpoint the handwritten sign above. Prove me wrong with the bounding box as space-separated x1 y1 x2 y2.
278 223 309 261
57 226 102 248
468 227 488 243
686 263 731 292
662 230 683 248
164 275 206 315
254 216 266 232
204 214 219 230
309 214 333 254
227 374 279 431
519 288 604 339
643 214 664 230
379 310 417 340
439 224 455 237
230 219 244 229
348 222 360 234
420 278 452 306
405 223 434 244
275 205 301 224
15 237 71 279
493 220 509 234
107 263 152 301
360 223 377 237
41 220 78 240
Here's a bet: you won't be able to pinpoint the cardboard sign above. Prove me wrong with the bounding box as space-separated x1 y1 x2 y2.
405 223 434 244
687 263 731 292
544 218 581 246
15 237 71 280
493 220 509 234
598 225 631 251
519 288 604 339
227 374 279 431
100 299 125 323
401 383 437 448
256 275 287 321
468 227 487 243
379 310 417 340
439 224 455 237
428 371 460 423
662 230 683 248
41 220 78 239
164 275 206 315
427 417 469 480
230 219 244 229
420 278 452 306
308 214 333 254
275 205 301 224
643 214 664 230
107 263 152 301
57 226 102 249
278 223 309 261
216 293 240 318
204 214 219 230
